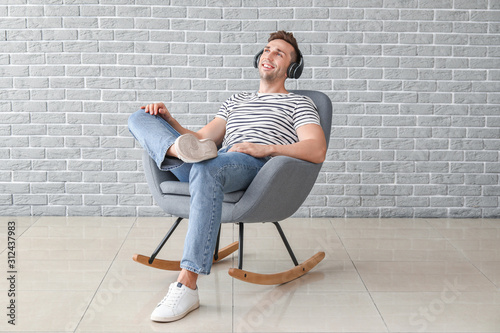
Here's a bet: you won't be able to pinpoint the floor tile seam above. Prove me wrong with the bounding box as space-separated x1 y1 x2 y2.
351 260 392 333
330 221 392 333
467 261 500 290
330 222 360 285
422 217 477 255
0 216 40 258
71 217 137 332
422 218 500 289
330 223 391 331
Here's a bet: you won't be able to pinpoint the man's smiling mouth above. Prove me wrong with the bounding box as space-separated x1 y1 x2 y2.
262 63 275 69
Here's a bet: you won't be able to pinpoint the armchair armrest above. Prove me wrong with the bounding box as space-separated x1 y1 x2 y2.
230 156 322 223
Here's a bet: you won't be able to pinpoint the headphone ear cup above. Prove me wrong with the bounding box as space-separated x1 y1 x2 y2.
287 63 298 79
254 49 263 69
288 51 304 79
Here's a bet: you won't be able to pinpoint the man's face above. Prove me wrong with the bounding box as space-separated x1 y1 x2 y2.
258 39 295 83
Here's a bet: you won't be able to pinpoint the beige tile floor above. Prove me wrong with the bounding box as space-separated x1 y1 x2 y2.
0 216 499 332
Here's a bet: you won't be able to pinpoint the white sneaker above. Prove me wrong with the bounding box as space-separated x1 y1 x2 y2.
151 282 200 322
174 133 218 163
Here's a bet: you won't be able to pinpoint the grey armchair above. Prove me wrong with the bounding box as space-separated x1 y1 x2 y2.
134 90 332 285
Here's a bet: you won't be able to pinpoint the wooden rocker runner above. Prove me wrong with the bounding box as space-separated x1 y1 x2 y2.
134 218 325 285
227 222 325 285
135 90 332 285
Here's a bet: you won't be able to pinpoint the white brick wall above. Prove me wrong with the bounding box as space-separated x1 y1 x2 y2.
1 1 499 218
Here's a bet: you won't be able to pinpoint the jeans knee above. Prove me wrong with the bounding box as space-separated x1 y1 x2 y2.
127 110 146 136
189 161 221 184
128 110 143 127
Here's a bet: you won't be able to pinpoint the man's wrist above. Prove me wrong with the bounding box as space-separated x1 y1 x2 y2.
267 145 277 157
163 114 173 123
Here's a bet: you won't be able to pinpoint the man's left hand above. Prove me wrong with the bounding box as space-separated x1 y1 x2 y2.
228 143 272 158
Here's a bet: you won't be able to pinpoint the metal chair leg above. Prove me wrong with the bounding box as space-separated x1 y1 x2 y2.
237 222 244 269
148 217 183 264
272 222 299 266
213 227 221 261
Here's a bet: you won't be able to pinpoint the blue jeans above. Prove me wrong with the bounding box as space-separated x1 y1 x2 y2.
128 110 269 275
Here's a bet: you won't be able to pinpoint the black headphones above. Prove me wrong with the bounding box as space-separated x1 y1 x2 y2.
253 48 304 79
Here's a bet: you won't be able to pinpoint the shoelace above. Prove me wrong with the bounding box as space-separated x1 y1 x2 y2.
157 286 182 308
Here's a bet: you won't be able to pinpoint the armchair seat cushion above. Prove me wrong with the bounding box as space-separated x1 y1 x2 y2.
160 181 245 203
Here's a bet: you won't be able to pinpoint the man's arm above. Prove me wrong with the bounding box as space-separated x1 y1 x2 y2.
228 123 327 164
195 117 226 147
141 102 226 146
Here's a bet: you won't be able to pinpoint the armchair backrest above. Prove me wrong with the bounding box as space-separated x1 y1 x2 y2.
291 90 332 148
230 90 333 222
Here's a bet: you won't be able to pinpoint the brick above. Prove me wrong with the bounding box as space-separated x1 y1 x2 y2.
68 160 102 171
450 163 484 173
347 162 380 173
384 69 418 79
431 197 463 207
84 195 117 206
0 183 30 194
362 174 395 184
223 8 257 19
116 6 151 17
363 197 396 208
102 206 136 217
400 33 433 44
328 196 361 207
48 194 82 206
0 194 12 205
466 197 498 208
119 194 151 206
349 68 382 79
465 151 498 162
345 208 380 218
63 17 99 29
63 41 98 53
47 124 82 136
13 194 48 205
384 0 417 8
397 173 430 184
398 197 429 207
369 80 402 91
365 8 399 20
483 141 500 151
116 30 149 42
450 139 483 151
189 56 223 67
381 161 415 173
379 184 413 196
13 171 46 182
81 5 116 16
361 150 394 161
382 208 416 218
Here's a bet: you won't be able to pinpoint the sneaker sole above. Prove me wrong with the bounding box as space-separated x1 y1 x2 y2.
175 134 217 163
150 301 200 323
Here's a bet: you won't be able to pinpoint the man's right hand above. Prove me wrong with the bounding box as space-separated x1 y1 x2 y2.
141 102 227 148
141 103 172 122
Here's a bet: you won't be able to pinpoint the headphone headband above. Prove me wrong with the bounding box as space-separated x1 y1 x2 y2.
253 49 304 79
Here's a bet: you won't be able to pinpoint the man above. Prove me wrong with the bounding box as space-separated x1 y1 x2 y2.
128 30 327 322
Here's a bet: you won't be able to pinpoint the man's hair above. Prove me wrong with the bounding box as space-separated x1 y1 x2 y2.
268 30 300 64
